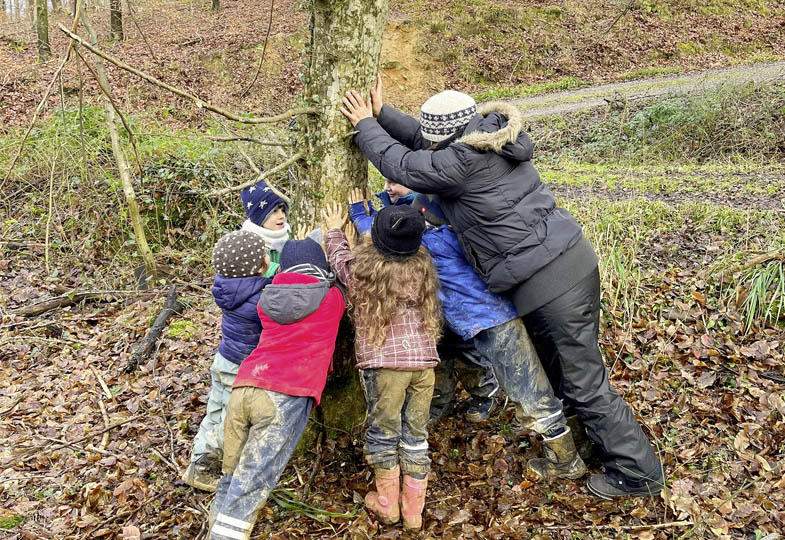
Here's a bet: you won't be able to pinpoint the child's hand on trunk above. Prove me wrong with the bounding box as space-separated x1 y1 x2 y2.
370 73 383 117
348 187 366 205
344 223 358 249
322 201 347 230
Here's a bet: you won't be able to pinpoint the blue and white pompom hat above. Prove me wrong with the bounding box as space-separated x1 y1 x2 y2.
240 181 288 227
419 90 477 143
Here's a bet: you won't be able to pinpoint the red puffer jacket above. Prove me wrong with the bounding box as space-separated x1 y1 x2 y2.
233 272 346 405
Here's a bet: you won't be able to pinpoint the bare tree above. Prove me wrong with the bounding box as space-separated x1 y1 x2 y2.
34 0 51 62
110 0 123 41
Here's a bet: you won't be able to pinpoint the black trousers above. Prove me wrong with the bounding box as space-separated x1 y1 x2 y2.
520 267 663 487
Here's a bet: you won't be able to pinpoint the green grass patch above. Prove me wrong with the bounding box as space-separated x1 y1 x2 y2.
618 66 683 81
474 77 586 102
532 81 785 165
0 513 24 530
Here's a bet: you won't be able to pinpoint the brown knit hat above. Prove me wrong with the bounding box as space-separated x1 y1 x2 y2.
212 230 268 278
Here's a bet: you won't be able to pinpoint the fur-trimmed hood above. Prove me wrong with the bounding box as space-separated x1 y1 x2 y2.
456 102 531 161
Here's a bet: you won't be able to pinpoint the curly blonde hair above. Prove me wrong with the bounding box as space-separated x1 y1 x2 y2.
350 238 442 348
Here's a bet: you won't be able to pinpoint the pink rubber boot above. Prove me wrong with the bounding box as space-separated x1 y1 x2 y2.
364 466 400 524
400 474 428 530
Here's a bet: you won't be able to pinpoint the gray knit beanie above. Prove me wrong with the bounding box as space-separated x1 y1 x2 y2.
212 230 268 278
419 90 477 143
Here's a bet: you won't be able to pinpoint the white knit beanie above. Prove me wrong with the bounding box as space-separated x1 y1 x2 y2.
419 90 477 143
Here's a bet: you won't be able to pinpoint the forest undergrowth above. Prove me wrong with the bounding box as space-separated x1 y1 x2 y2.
1 82 784 538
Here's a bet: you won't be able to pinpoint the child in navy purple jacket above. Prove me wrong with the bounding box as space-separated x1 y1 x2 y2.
182 230 277 492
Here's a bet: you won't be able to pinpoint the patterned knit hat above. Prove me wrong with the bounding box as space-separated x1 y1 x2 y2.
419 90 477 143
371 205 426 258
212 230 268 278
241 181 288 227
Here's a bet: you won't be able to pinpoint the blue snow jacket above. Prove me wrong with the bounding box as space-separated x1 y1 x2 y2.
350 202 517 340
376 190 417 208
212 274 274 365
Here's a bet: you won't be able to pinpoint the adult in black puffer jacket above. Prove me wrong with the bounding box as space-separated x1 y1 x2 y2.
340 82 664 500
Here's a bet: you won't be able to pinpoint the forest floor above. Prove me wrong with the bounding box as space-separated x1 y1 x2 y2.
2 0 785 538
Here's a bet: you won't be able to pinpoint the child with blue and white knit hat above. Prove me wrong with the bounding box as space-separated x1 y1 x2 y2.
240 181 290 271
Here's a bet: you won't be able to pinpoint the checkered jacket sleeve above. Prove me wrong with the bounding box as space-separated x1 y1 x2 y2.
325 228 356 292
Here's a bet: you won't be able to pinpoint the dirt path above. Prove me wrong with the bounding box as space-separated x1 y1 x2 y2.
512 61 785 119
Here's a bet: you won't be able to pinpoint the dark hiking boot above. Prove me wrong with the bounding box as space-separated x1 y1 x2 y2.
466 396 496 423
181 455 221 492
566 414 597 462
428 400 454 427
526 428 587 481
587 473 663 500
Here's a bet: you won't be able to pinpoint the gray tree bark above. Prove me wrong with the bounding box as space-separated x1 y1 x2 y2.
293 0 389 440
110 0 122 41
298 0 389 222
34 0 50 62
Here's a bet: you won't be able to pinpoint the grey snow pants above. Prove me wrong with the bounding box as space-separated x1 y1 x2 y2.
473 318 567 436
209 387 312 540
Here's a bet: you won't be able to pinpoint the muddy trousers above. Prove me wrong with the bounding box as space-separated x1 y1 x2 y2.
521 267 663 488
190 352 239 464
361 368 435 479
473 318 566 436
433 329 498 414
209 387 312 540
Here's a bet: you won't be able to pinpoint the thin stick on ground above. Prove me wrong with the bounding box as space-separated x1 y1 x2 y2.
89 364 113 401
546 520 693 532
239 0 274 98
209 151 303 197
0 0 83 192
57 25 318 125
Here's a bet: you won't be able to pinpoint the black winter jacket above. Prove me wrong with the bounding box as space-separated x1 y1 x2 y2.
354 103 595 300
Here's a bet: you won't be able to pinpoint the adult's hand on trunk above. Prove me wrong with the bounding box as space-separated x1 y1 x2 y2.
370 73 383 117
340 90 372 127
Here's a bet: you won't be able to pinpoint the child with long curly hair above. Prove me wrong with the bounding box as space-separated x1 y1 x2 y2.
323 201 441 530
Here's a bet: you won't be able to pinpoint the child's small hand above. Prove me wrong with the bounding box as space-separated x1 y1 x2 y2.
370 73 383 117
294 224 309 240
322 201 347 230
340 90 373 127
344 223 358 249
348 187 366 205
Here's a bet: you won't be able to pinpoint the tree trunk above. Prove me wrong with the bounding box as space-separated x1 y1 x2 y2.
292 0 388 442
298 0 388 222
34 0 50 62
211 0 218 11
110 0 122 41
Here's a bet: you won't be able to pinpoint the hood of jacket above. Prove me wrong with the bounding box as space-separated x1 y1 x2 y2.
212 274 270 311
456 102 529 161
258 272 331 325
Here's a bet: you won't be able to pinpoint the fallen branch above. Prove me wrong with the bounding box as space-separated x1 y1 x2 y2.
57 25 318 125
13 414 141 461
208 151 304 197
11 289 147 317
546 520 693 532
124 285 184 373
739 251 784 272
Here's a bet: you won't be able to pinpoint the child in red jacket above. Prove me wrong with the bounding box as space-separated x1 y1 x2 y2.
323 202 441 531
208 238 345 540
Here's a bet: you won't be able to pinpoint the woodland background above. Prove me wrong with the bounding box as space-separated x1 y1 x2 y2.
1 0 785 538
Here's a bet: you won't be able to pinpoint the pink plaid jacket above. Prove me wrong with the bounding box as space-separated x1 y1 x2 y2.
325 229 439 371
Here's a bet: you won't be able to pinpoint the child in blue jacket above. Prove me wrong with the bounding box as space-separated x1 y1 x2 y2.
349 190 587 482
182 230 276 492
